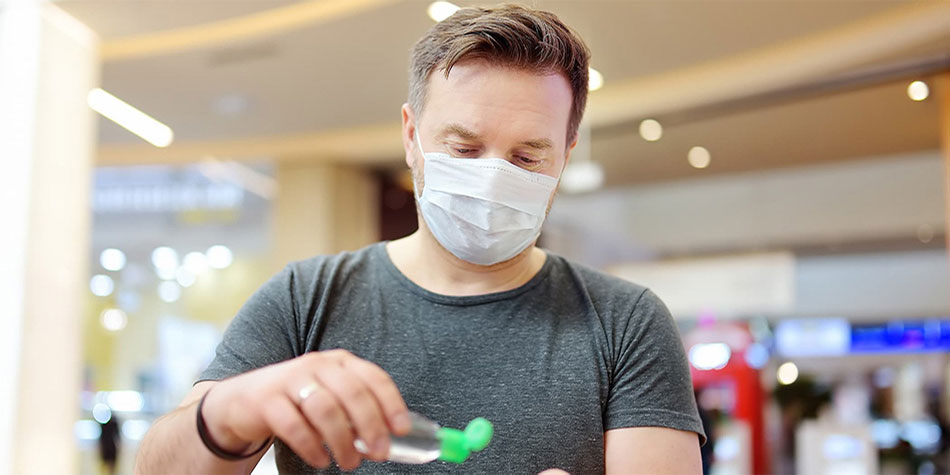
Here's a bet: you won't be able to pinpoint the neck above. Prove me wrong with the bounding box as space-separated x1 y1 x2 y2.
386 225 546 297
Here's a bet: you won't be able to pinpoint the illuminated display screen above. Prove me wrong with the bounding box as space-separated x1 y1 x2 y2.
850 320 950 353
776 318 950 356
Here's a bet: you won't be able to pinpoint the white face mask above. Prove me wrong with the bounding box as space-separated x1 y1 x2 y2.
414 132 560 266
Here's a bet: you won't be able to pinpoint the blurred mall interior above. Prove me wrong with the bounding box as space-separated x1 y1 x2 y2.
2 0 950 474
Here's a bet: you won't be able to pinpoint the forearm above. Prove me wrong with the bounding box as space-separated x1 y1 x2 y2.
134 399 261 475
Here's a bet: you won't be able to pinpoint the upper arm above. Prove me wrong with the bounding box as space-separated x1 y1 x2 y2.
199 265 301 383
603 289 706 444
604 427 701 475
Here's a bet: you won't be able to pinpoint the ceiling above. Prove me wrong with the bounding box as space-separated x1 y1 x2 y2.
595 80 940 186
56 0 301 39
55 0 950 186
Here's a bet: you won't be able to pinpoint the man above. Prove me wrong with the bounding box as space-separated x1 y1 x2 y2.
135 5 704 474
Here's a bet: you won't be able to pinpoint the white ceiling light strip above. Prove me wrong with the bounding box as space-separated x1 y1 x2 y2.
87 88 174 148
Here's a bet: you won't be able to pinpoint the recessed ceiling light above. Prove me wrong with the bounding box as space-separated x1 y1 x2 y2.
100 308 128 332
688 146 711 169
90 274 115 297
206 245 234 269
777 362 799 385
907 80 929 101
639 119 662 142
588 67 604 92
151 246 178 271
87 88 173 148
99 248 126 272
427 2 460 22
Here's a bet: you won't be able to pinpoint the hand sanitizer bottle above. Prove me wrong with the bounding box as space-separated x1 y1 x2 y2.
354 412 493 464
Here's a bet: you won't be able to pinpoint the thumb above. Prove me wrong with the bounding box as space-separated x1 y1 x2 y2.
538 470 570 475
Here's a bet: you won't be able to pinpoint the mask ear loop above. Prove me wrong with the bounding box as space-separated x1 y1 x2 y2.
413 129 426 200
414 128 427 157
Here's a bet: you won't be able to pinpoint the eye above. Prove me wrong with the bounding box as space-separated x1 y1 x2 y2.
446 142 480 156
516 155 541 166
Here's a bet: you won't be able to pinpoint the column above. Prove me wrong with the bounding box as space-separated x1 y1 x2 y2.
272 162 380 269
0 2 99 474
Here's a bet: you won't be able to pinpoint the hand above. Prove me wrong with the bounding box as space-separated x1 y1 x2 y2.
201 349 411 471
538 469 570 475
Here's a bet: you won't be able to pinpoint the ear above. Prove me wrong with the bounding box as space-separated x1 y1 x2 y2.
401 103 417 169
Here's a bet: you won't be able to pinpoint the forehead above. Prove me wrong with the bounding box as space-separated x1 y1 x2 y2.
422 60 573 147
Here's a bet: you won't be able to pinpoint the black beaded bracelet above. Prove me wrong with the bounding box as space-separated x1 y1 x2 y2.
196 391 271 460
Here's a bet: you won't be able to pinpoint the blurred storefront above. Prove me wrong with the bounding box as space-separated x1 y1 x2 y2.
76 163 273 473
73 159 389 473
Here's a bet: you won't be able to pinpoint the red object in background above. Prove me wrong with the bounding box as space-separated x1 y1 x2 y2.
686 321 769 475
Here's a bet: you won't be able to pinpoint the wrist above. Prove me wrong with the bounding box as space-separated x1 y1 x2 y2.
197 386 259 458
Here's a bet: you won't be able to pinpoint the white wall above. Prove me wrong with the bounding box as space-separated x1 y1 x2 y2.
796 249 949 320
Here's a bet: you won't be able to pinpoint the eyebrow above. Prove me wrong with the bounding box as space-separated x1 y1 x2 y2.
439 123 481 142
438 123 554 151
519 138 554 150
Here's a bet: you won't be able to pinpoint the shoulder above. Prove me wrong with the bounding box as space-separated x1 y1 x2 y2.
260 243 386 307
545 252 672 334
283 242 383 283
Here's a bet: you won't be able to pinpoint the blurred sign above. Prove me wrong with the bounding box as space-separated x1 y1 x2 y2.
94 182 243 213
92 164 247 214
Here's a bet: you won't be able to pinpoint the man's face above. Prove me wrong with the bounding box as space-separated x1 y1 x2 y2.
402 60 576 199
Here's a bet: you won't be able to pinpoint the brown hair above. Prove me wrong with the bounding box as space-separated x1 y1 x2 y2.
408 4 590 144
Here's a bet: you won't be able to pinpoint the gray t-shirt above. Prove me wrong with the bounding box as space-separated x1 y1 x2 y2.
199 242 704 474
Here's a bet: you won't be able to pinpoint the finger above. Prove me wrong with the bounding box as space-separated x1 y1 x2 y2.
261 395 329 469
343 357 411 435
296 377 362 470
320 348 354 362
314 363 391 462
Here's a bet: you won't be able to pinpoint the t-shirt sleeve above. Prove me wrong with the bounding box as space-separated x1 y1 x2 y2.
196 265 300 383
604 288 706 444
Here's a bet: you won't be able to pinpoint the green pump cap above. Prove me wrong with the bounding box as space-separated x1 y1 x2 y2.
436 417 493 463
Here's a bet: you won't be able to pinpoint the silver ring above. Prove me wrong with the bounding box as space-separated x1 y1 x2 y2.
297 381 321 405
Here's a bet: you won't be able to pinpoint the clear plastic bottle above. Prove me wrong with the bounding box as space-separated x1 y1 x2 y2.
354 412 493 464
